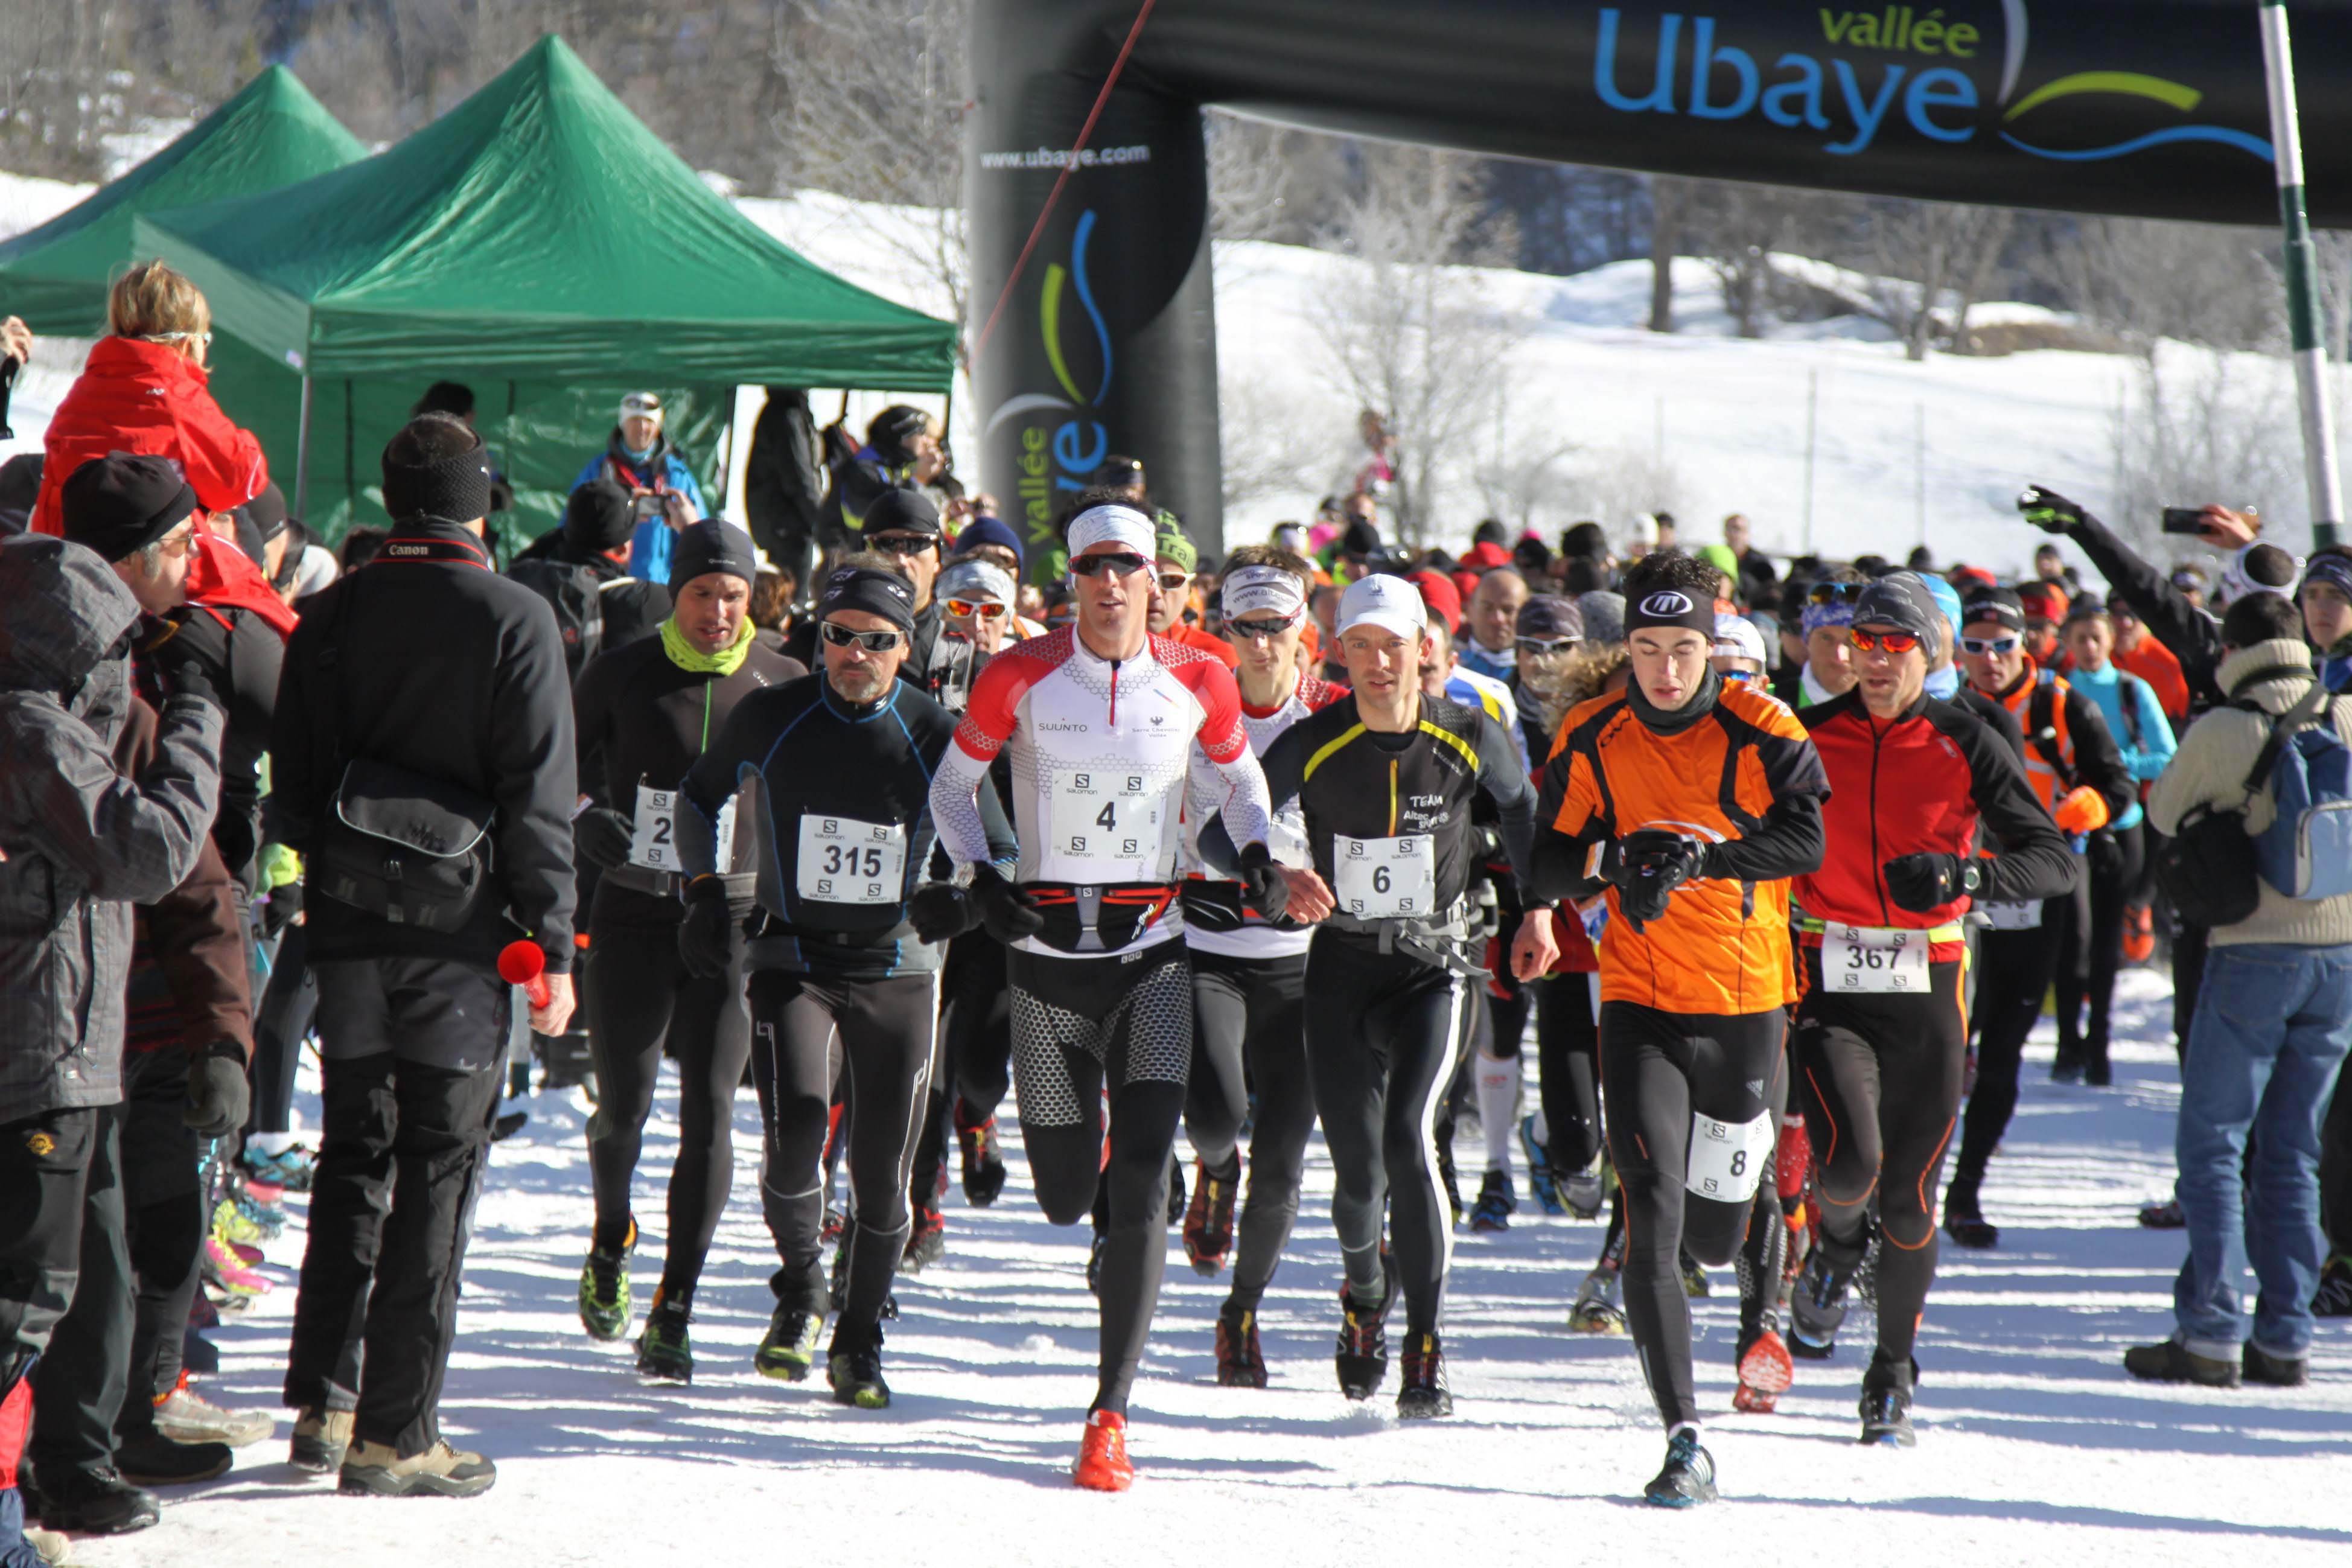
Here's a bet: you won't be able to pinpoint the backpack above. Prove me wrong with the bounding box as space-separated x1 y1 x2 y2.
2251 683 2352 901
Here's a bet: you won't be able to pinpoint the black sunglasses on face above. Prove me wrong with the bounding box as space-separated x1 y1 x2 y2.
869 533 937 557
1069 551 1150 578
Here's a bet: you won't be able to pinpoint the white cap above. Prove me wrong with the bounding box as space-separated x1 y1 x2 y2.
1712 611 1767 666
938 557 1015 607
1336 574 1429 641
619 390 664 424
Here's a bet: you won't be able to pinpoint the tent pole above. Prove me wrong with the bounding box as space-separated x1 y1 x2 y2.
295 374 314 519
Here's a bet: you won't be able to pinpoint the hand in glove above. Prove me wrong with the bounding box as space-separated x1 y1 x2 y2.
574 807 636 872
2051 785 2110 836
969 862 1045 944
1238 841 1289 922
910 881 982 944
259 879 303 939
2017 485 2085 534
164 657 221 711
183 1042 250 1139
1882 852 1984 913
1611 828 1710 925
677 878 741 979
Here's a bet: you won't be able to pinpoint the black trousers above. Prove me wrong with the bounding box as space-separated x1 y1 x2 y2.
1794 951 1968 1367
1305 934 1466 1339
1956 923 2061 1190
117 1050 203 1433
584 921 751 1295
1185 946 1315 1311
247 922 316 1139
1599 1001 1785 1430
908 930 1015 1214
1009 945 1191 1417
1494 970 1606 1175
1 1109 129 1483
2056 825 2142 1071
285 957 506 1457
747 967 939 1345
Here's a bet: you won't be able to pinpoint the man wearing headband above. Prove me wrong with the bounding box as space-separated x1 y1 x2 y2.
274 414 578 1497
566 520 805 1377
925 493 1276 1491
1519 549 1831 1506
672 553 1013 1410
1199 572 1537 1424
1794 570 1864 708
1785 574 2076 1446
1170 546 1347 1388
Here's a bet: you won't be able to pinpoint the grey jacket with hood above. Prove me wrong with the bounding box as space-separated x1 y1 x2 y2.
0 534 221 1126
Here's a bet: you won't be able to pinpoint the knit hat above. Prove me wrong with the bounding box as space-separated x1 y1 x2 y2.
939 557 1016 608
58 452 199 564
1850 572 1944 646
952 512 1024 570
861 486 941 538
1516 594 1584 642
1154 514 1198 574
564 479 636 553
818 564 918 636
1577 590 1627 645
668 519 759 593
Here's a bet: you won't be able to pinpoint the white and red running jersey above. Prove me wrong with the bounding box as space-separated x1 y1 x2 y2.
930 626 1272 957
1183 671 1350 961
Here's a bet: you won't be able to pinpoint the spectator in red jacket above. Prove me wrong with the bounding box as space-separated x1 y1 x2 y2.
30 261 267 540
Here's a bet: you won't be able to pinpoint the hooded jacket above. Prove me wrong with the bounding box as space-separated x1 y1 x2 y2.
570 429 710 587
28 337 267 538
0 535 223 1124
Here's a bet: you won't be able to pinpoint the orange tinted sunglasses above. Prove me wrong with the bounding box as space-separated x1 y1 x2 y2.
1848 627 1920 654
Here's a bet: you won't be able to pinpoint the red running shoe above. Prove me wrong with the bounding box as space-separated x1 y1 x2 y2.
1072 1409 1133 1492
2121 905 2155 964
1735 1328 1794 1413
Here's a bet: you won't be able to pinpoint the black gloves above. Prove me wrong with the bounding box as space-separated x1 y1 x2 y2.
1600 829 1710 926
258 879 303 939
910 881 983 943
164 657 220 710
574 807 636 872
183 1042 249 1139
1238 841 1289 921
2018 485 2084 534
677 878 741 978
1883 852 1984 913
970 862 1045 943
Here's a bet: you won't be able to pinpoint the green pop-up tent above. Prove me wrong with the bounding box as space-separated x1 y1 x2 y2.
135 35 957 543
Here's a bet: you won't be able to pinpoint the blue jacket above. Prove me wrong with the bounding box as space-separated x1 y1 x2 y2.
2068 661 2174 831
571 436 710 586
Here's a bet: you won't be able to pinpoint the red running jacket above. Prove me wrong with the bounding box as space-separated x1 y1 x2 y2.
30 337 267 537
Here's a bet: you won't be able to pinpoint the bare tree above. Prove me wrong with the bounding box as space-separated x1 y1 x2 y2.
1648 175 1687 333
1305 145 1523 546
1861 200 2015 360
1569 443 1686 532
1206 110 1344 246
1681 180 1846 339
2109 346 2304 553
2044 217 2281 353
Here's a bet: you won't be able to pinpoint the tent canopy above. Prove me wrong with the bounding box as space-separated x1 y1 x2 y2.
0 68 365 337
134 35 958 390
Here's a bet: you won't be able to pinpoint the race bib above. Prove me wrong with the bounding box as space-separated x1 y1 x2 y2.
1978 899 2042 931
1050 768 1162 864
1333 833 1437 919
630 785 732 872
796 815 908 905
1685 1108 1773 1203
1822 922 1931 993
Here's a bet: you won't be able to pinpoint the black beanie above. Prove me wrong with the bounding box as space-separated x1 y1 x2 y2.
563 479 635 553
381 422 494 524
817 564 918 635
669 519 759 593
243 480 290 543
861 485 940 538
59 452 198 564
1850 572 1943 646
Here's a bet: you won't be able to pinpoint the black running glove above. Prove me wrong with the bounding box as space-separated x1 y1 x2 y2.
1883 852 1983 913
969 862 1045 943
1237 841 1289 921
910 881 982 944
1611 829 1709 926
677 878 740 979
259 878 303 939
183 1042 250 1139
573 807 636 872
2018 485 2085 534
164 657 221 712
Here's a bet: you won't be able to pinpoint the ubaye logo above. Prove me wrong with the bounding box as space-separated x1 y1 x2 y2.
985 209 1115 563
1589 2 2272 164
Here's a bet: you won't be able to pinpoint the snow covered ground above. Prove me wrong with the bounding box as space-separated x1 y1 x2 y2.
78 967 2352 1567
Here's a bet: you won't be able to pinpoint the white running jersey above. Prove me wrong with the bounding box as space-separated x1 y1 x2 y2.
1184 671 1349 960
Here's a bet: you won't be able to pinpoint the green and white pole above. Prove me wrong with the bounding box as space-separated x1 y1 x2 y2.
2260 0 2343 549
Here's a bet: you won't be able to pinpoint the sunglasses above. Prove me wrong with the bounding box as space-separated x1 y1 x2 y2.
1156 572 1192 592
1226 616 1297 642
1807 581 1865 605
1516 636 1579 655
821 622 905 652
944 598 1006 620
1069 551 1150 578
868 533 937 558
1960 634 2021 655
1847 627 1919 654
1720 668 1760 683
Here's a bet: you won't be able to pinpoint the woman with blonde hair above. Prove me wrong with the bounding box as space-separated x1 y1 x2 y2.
30 260 267 539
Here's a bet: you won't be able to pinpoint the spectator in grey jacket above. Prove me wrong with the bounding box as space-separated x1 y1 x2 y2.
0 527 222 1547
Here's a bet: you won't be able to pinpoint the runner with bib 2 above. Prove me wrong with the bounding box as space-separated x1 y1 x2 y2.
1785 575 2076 1447
1521 552 1830 1508
1202 573 1535 1422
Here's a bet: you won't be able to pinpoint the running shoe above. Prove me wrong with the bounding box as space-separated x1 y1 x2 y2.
2121 904 2155 964
1567 1264 1627 1334
1183 1155 1241 1276
1643 1428 1718 1508
578 1222 635 1341
1788 1248 1849 1360
1469 1168 1515 1233
202 1235 269 1298
1859 1354 1917 1446
1072 1410 1133 1492
957 1109 1008 1207
1677 1246 1710 1298
1733 1327 1794 1415
1557 1154 1607 1222
2123 1338 2239 1386
1216 1304 1267 1389
756 1301 824 1381
1334 1251 1400 1400
211 1196 275 1249
636 1289 693 1382
828 1337 891 1409
153 1383 272 1447
337 1439 497 1499
1942 1176 1998 1249
1395 1332 1452 1420
902 1203 946 1272
2050 1044 2086 1085
115 1430 234 1488
238 1144 314 1193
1518 1117 1564 1217
2313 1254 2352 1317
2139 1197 2187 1229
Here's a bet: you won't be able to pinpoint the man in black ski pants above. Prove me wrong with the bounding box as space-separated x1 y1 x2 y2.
567 520 803 1374
677 558 1013 1408
928 498 1275 1492
273 413 577 1499
1203 573 1537 1420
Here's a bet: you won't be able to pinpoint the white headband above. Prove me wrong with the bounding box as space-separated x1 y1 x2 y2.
1066 504 1158 561
1222 565 1306 622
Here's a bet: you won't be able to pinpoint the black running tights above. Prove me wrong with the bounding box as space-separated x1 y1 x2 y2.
1955 924 2058 1190
1185 947 1314 1311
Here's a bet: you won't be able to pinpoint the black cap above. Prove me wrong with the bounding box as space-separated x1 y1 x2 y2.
1851 572 1943 645
1962 585 2027 632
563 479 635 553
1341 515 1384 558
1515 594 1584 640
58 452 198 564
668 519 759 593
243 481 290 543
862 486 941 538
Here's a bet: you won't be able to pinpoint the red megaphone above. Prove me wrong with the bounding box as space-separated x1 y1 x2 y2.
497 940 552 1009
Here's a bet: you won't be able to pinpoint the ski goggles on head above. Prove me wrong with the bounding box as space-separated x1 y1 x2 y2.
1847 626 1919 654
944 597 1007 620
1806 580 1865 606
1960 634 2021 655
820 622 905 652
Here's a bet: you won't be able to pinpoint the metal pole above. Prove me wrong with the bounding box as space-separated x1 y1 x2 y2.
295 374 314 521
1915 401 1927 547
1802 368 1818 553
2260 0 2344 549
